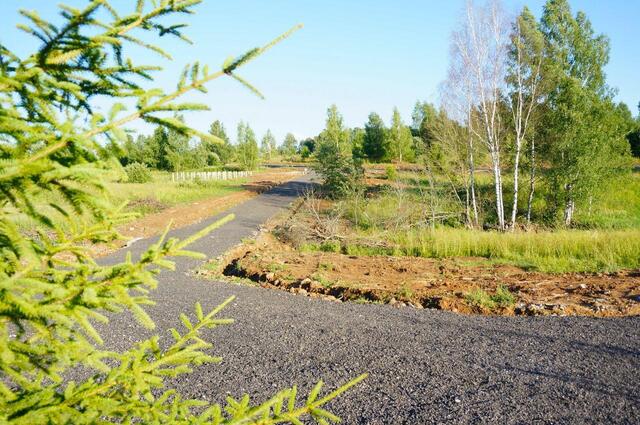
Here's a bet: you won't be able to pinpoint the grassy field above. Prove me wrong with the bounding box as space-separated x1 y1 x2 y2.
14 170 254 232
333 228 640 273
297 166 640 273
106 171 248 215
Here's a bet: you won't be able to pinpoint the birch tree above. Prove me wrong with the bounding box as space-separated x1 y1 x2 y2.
261 129 276 160
451 0 510 229
388 107 413 163
506 6 544 229
237 122 259 170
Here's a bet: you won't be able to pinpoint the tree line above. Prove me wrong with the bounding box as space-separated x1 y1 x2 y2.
118 119 303 171
313 0 639 230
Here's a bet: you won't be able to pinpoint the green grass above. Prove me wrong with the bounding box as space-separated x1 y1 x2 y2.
395 283 414 300
309 168 640 273
310 272 334 288
302 228 640 273
14 170 249 232
266 262 287 273
106 171 248 215
465 289 497 310
492 285 516 307
318 262 336 271
390 228 640 272
465 285 515 310
573 173 640 229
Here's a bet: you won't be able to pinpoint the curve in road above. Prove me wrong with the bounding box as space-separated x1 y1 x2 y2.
101 176 640 424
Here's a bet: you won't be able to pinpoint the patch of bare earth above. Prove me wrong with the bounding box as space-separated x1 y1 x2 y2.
203 231 640 317
89 170 303 257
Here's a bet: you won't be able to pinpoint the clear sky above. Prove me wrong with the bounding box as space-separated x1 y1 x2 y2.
0 0 638 144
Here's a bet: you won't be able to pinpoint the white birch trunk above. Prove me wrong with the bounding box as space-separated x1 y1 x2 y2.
526 135 536 224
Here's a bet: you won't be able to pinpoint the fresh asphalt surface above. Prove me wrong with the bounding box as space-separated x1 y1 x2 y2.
101 176 639 424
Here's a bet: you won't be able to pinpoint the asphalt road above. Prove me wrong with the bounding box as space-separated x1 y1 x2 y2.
101 176 640 424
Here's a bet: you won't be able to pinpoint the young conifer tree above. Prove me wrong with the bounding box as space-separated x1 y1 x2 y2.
0 1 363 423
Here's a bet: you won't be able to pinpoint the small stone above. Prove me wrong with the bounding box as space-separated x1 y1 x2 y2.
579 283 587 289
454 398 461 403
526 304 545 315
298 288 308 295
265 272 275 281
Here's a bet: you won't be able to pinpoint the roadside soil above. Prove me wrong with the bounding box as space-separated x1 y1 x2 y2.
203 229 640 318
91 169 304 257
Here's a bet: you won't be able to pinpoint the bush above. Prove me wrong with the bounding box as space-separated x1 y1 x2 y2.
315 142 363 198
385 164 398 181
124 162 153 183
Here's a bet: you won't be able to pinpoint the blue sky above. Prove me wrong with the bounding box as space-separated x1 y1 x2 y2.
0 0 638 144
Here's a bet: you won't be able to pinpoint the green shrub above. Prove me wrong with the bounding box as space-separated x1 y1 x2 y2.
465 289 496 310
315 141 363 198
492 285 516 307
124 162 153 183
385 164 398 181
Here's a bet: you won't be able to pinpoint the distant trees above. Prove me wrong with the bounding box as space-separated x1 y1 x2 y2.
360 108 418 163
121 118 295 171
350 127 366 160
363 112 387 161
387 108 414 163
315 105 362 197
206 120 235 165
299 137 316 159
261 129 277 160
319 104 351 154
237 121 260 170
280 132 298 157
119 122 207 171
412 101 437 147
628 104 640 157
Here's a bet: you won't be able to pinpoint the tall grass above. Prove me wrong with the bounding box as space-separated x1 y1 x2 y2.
391 228 640 272
318 169 640 273
326 228 639 273
302 227 640 273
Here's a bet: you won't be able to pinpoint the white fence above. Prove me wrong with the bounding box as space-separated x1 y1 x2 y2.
171 170 253 182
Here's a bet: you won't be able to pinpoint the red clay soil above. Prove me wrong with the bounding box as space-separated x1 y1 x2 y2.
208 233 640 317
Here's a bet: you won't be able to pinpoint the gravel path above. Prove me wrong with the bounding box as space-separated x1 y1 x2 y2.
101 177 640 424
